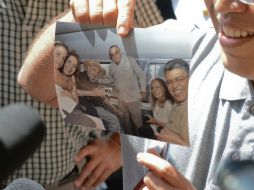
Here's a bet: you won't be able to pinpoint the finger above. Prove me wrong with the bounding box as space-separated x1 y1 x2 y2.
102 0 118 26
144 171 174 190
75 145 98 163
92 168 111 187
137 152 182 188
72 0 90 23
74 157 100 188
116 0 136 36
89 0 103 24
82 164 106 189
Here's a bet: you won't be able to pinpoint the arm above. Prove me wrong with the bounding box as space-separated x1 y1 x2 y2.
17 11 75 108
17 1 135 107
71 75 79 102
77 87 105 97
61 89 79 103
155 131 189 146
147 117 166 128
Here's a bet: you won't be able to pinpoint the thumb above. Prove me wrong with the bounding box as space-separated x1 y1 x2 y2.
117 0 136 36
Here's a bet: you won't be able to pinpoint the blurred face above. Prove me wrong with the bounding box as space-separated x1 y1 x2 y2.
54 46 68 69
151 80 165 101
205 0 254 80
87 65 100 82
109 46 122 64
165 68 189 103
63 55 78 76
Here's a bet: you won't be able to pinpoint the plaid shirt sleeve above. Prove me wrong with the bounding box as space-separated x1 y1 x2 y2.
0 0 164 187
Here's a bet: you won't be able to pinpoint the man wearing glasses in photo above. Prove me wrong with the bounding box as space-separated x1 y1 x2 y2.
155 59 190 146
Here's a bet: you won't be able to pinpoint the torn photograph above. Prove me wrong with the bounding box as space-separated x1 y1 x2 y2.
54 21 193 146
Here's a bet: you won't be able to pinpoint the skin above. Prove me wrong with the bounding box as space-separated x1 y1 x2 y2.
206 0 254 81
109 45 146 99
87 65 100 82
77 64 106 97
74 133 121 189
165 68 189 103
148 79 167 128
63 55 78 76
70 0 136 36
56 55 79 102
54 45 68 69
137 1 254 190
109 46 122 64
54 55 77 93
151 80 166 103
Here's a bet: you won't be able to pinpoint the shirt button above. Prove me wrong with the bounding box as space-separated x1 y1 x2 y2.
250 105 254 115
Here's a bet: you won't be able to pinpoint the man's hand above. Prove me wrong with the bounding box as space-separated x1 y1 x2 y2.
74 133 121 190
137 150 196 190
70 0 136 36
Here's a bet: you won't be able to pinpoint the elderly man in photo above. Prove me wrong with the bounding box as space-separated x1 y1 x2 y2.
76 60 121 133
155 59 189 146
100 45 146 135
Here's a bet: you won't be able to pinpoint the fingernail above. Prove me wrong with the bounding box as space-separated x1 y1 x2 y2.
117 26 127 36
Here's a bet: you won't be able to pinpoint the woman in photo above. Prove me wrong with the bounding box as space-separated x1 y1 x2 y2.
148 77 174 130
139 77 173 138
54 45 104 129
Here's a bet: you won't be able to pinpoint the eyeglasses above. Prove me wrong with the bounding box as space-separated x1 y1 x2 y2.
166 75 188 87
239 0 254 5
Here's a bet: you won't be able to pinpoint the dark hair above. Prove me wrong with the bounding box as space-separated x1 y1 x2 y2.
54 41 68 51
61 50 80 76
164 59 189 76
109 44 120 60
150 77 174 108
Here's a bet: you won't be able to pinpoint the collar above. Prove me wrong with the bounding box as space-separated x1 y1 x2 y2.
175 99 187 106
219 70 254 101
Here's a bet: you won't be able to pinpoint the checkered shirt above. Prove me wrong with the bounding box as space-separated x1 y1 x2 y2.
0 0 163 187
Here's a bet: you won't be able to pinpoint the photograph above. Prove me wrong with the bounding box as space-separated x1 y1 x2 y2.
54 21 193 146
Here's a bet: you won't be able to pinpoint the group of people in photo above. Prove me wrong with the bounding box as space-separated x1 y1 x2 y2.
54 41 189 146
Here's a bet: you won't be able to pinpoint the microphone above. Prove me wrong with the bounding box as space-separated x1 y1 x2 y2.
4 178 44 190
218 160 254 190
0 104 45 182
